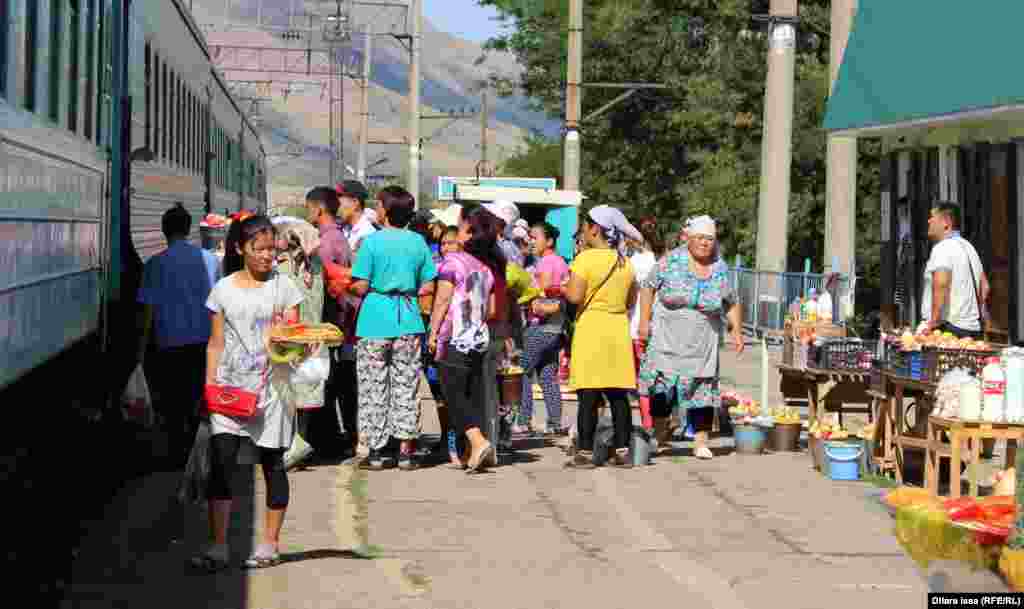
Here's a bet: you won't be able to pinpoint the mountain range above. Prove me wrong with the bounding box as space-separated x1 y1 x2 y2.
187 0 559 208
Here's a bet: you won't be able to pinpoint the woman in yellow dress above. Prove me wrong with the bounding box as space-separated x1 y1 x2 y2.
564 205 641 468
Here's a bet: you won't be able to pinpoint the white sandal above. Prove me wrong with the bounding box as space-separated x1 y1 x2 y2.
695 446 713 460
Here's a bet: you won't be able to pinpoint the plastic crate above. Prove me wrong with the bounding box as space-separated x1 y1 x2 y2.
820 339 877 372
925 348 997 381
887 349 927 381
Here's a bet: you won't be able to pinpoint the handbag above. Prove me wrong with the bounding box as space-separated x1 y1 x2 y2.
205 314 270 419
562 255 621 347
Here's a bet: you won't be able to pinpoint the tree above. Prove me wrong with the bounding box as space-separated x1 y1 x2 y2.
478 0 881 292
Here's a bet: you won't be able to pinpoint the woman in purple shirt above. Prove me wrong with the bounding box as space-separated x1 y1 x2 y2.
427 209 500 472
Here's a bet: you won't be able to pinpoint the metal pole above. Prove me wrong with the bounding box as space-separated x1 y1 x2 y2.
754 0 797 273
563 0 582 191
358 26 372 183
344 41 348 177
329 41 336 183
825 0 858 281
408 0 421 206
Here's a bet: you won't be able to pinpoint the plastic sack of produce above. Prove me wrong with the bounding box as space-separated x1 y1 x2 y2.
895 501 997 568
177 421 212 506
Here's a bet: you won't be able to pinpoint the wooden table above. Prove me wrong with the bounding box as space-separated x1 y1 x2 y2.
777 365 873 425
882 373 936 484
926 416 1023 498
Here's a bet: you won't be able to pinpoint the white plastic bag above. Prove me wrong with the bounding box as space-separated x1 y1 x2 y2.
292 352 330 385
178 421 212 505
121 364 155 428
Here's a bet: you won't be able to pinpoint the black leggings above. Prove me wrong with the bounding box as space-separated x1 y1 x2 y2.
208 434 290 510
576 389 631 451
437 347 486 436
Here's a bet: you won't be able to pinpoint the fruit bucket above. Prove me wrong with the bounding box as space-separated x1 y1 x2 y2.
499 373 523 406
769 422 801 452
630 427 655 466
825 441 863 481
734 425 767 455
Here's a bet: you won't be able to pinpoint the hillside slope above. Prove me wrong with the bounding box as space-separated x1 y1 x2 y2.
188 0 558 205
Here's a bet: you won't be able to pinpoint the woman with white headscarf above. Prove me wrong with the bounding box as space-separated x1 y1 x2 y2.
636 215 743 460
563 205 641 468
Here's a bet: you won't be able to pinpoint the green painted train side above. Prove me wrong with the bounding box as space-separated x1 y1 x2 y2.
0 0 266 390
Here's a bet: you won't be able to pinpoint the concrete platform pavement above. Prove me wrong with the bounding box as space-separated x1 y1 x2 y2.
63 336 987 609
62 434 937 609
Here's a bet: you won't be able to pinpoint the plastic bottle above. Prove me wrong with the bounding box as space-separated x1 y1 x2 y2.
817 289 833 323
982 356 1007 422
805 290 818 323
1003 348 1024 423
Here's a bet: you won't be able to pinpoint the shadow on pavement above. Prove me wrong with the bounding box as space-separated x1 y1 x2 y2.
62 464 258 609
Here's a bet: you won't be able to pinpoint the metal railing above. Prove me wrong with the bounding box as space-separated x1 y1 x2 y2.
731 267 854 337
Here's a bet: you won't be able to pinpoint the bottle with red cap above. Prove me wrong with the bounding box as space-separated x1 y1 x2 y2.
982 356 1007 422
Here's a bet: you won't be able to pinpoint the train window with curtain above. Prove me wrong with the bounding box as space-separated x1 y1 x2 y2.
83 0 95 140
49 0 63 122
25 0 39 111
68 0 80 133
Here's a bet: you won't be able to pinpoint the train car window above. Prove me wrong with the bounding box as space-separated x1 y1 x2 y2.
144 42 150 150
49 0 64 122
83 0 95 140
0 0 8 98
68 0 81 132
177 76 183 168
161 62 167 163
25 0 39 111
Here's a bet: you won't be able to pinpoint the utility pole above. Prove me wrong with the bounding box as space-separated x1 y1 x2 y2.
563 0 583 191
825 0 858 283
357 25 372 183
408 0 421 207
755 0 798 273
481 89 488 170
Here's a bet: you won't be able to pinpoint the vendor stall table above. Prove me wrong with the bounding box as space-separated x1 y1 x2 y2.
926 416 1022 498
883 374 936 484
777 364 873 425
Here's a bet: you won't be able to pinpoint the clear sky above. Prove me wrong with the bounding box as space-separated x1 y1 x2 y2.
423 1 506 42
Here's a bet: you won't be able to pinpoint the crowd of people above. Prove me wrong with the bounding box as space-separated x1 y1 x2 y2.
136 180 745 571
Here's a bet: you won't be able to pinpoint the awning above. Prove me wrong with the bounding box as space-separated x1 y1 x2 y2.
823 1 1024 137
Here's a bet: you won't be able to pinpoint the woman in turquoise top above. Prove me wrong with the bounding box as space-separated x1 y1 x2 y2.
350 186 438 469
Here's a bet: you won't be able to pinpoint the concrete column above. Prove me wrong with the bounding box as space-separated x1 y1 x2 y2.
563 0 582 191
407 0 420 206
755 0 797 272
824 0 858 277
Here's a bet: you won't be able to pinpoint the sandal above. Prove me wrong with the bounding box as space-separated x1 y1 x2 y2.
695 446 713 460
243 545 282 569
467 441 494 473
189 548 230 574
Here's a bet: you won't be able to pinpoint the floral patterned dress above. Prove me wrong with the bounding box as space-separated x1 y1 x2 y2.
637 247 735 413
